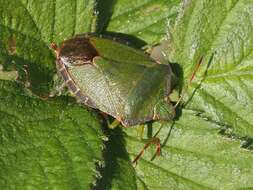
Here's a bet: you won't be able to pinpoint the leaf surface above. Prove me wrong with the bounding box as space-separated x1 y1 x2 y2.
94 128 137 190
95 1 253 189
0 80 104 189
97 0 181 46
0 0 96 95
1 0 253 189
169 0 253 137
123 111 253 190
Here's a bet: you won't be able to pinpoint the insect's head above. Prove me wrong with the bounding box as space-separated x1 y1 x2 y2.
52 37 99 68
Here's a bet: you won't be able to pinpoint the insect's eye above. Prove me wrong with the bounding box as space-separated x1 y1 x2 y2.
59 37 99 66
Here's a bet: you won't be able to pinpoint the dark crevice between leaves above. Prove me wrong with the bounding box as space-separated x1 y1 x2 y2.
185 108 253 151
169 62 184 120
241 138 253 150
169 62 184 96
86 31 147 49
101 31 147 49
219 128 253 151
93 125 137 190
95 0 118 33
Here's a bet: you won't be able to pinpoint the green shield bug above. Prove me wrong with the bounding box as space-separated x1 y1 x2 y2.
52 34 176 127
52 34 177 163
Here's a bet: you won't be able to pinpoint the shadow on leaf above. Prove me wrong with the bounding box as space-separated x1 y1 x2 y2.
95 0 118 33
94 127 137 190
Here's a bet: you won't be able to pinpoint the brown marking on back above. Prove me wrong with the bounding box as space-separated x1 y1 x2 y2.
59 36 99 65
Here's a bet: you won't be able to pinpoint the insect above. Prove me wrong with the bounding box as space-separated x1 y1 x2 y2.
51 34 179 164
52 34 176 126
51 34 206 163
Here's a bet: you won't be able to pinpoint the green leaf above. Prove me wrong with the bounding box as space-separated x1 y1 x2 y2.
0 0 96 95
97 0 180 46
94 128 137 190
2 0 253 189
0 68 18 81
0 80 104 189
124 110 253 190
169 0 253 137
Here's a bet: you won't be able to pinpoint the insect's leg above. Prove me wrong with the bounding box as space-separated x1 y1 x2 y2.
108 119 121 129
98 113 121 129
133 56 206 165
100 112 111 127
132 125 163 165
132 137 161 165
173 56 205 108
136 124 145 139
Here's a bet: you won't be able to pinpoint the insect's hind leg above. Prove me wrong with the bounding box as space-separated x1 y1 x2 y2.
132 124 163 165
132 136 161 165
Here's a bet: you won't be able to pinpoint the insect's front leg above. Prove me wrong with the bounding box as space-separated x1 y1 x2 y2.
107 118 121 129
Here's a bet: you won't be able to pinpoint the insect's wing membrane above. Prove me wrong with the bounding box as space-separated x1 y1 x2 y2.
93 57 174 126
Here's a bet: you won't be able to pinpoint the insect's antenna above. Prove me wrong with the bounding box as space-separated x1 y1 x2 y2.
190 56 204 82
173 92 184 109
133 56 207 165
173 56 205 109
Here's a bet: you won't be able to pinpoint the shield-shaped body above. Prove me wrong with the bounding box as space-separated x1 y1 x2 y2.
55 34 175 127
